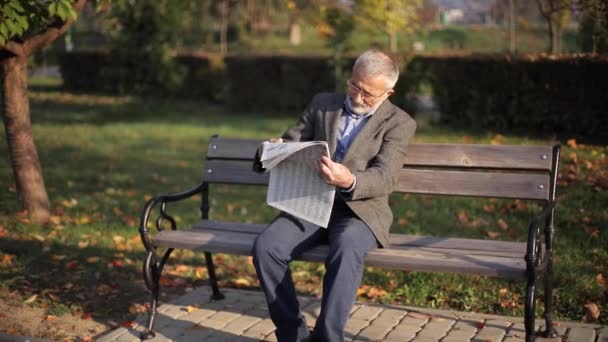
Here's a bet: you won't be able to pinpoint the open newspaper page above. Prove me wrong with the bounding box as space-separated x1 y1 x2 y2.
260 141 335 227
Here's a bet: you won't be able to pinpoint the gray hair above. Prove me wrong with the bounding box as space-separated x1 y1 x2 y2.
353 50 399 90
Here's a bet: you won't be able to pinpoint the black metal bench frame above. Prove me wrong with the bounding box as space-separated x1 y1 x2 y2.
138 136 561 342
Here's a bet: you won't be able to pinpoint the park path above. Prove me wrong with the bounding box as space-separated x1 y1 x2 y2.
97 286 607 342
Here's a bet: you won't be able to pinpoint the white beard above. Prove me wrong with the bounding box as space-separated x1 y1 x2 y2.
346 96 371 116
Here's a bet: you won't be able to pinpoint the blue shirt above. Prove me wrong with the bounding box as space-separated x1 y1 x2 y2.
334 101 375 191
334 104 373 162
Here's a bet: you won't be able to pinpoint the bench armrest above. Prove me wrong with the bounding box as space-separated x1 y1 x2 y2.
525 202 556 272
138 183 205 252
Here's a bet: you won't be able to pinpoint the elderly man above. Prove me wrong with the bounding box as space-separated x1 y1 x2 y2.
253 49 416 342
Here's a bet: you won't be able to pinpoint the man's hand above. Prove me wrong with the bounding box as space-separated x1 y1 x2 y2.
319 155 355 189
269 138 283 143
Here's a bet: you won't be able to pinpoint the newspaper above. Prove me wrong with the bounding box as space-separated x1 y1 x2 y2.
260 141 335 228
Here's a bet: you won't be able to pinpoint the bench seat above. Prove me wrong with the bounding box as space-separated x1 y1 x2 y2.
152 220 527 280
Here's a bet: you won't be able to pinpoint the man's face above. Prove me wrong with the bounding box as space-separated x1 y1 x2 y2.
346 68 393 115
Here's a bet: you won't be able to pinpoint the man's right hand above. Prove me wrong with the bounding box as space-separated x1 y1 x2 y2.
269 138 283 143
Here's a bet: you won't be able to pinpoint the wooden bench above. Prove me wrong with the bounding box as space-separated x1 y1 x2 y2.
138 136 561 342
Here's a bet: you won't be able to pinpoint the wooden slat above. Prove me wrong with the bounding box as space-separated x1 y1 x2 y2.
152 229 525 279
206 138 554 171
207 137 261 160
396 169 550 200
204 160 550 200
193 220 526 256
203 160 268 185
404 144 553 171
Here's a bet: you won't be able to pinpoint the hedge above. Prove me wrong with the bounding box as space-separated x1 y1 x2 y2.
401 54 608 140
57 51 608 140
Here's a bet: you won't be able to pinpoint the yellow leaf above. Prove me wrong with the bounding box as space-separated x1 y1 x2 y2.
567 138 578 149
597 274 605 287
184 305 198 313
32 234 46 242
583 303 600 321
87 257 100 263
497 219 509 231
23 294 38 304
113 235 125 244
233 278 251 287
487 231 501 239
499 288 509 296
78 240 89 249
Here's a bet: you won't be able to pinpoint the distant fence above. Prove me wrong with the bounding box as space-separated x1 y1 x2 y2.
58 51 608 140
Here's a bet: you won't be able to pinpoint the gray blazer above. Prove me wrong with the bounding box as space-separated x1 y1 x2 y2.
281 93 416 247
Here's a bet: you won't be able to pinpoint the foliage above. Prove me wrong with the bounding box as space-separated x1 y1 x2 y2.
0 0 77 45
578 0 608 53
101 0 186 95
352 0 423 52
401 54 608 141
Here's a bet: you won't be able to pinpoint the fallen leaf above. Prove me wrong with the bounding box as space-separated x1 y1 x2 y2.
86 257 100 263
583 303 600 321
482 204 495 213
233 278 251 287
567 138 577 149
42 315 57 322
476 321 486 329
81 313 92 320
96 284 113 296
183 305 198 313
497 219 509 231
65 260 79 271
499 288 509 296
398 218 408 225
457 211 469 225
175 265 190 273
486 231 501 239
120 320 136 328
78 240 89 249
597 274 605 287
23 294 38 304
129 303 147 315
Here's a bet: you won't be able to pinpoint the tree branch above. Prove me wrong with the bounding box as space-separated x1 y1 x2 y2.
22 0 88 56
1 41 26 58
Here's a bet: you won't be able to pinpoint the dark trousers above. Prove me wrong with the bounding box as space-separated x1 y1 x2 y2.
252 200 377 342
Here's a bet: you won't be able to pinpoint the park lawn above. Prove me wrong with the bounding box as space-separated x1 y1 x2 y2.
0 78 605 339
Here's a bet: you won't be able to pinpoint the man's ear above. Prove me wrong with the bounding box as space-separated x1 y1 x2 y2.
386 89 395 97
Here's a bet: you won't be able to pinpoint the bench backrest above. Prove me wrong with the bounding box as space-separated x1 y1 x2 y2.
204 136 560 202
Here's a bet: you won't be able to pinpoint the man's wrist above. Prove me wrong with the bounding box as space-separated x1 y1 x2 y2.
340 174 357 192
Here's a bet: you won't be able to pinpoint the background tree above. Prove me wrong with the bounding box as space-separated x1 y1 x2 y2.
0 0 88 224
535 0 573 54
578 0 608 53
353 0 423 53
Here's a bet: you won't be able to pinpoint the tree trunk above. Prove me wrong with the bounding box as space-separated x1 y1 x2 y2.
219 0 229 55
509 0 517 53
1 55 50 224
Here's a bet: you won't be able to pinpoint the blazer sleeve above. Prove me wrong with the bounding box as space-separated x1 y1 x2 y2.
349 116 416 200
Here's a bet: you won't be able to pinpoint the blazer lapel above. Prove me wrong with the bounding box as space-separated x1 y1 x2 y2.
325 94 345 157
342 99 392 164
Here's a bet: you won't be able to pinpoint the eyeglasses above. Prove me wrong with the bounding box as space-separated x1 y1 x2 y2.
346 79 388 102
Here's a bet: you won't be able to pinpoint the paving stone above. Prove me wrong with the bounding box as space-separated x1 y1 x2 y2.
485 319 511 329
345 318 370 338
566 327 596 342
451 319 482 333
178 307 217 323
502 337 525 342
410 336 442 342
356 322 395 341
384 325 419 341
350 305 384 321
242 318 276 340
442 329 476 340
399 315 430 327
472 327 506 342
598 326 608 342
96 327 129 341
222 315 262 335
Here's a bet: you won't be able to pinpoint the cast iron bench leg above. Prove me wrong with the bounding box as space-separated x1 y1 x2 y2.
205 252 225 300
524 275 536 342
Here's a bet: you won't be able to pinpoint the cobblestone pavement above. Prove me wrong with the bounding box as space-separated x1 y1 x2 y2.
97 286 607 342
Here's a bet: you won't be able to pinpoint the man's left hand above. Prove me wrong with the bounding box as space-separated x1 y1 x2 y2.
319 155 355 189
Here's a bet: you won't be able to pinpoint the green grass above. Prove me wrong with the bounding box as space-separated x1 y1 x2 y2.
214 25 582 55
0 77 606 328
